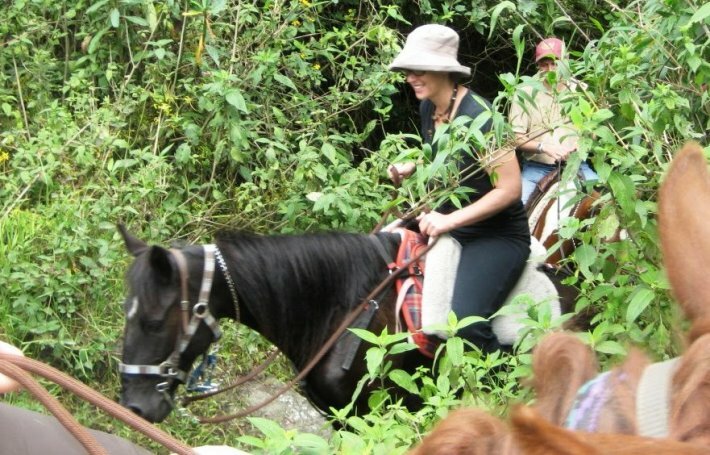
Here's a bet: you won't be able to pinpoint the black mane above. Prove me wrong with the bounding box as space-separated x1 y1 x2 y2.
215 230 399 367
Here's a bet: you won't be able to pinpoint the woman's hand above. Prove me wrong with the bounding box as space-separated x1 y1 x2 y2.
417 211 454 238
388 162 416 186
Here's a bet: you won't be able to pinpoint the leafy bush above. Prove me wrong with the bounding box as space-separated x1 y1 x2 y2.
0 0 708 452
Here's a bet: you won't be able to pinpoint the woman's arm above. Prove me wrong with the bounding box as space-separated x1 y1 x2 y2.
418 150 521 237
0 341 24 394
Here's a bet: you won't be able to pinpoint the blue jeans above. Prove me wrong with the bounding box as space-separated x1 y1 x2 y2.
521 160 599 205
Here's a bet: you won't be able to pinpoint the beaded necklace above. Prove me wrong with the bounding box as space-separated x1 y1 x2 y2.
432 85 458 123
428 85 458 141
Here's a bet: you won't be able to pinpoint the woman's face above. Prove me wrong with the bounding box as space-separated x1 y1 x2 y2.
405 70 449 101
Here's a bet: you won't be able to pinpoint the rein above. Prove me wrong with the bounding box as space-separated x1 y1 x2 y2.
0 354 194 455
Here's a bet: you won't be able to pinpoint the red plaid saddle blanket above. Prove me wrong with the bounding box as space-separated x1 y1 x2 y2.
393 229 442 358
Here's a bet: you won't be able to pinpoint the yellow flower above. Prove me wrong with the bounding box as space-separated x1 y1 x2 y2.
292 19 301 27
312 63 321 70
0 149 8 164
155 102 172 114
299 0 311 6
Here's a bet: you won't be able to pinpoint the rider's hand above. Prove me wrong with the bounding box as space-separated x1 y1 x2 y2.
388 162 416 185
417 211 453 238
540 143 575 162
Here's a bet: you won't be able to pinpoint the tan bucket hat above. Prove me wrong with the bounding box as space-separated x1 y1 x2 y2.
389 24 471 76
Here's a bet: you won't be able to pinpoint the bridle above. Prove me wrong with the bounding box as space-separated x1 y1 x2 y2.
118 244 240 405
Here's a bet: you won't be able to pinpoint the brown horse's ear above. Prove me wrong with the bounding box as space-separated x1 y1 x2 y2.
117 223 148 256
658 142 710 331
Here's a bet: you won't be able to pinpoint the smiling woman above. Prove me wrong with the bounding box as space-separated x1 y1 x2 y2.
386 24 531 354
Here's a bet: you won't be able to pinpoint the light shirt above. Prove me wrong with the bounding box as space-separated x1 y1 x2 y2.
509 77 582 165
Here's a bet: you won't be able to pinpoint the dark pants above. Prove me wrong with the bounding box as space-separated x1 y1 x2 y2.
449 233 530 353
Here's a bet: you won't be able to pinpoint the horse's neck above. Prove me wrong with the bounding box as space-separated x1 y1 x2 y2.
222 232 398 367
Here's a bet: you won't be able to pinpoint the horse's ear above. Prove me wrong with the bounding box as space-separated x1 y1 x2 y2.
658 142 710 331
148 245 175 285
117 223 148 256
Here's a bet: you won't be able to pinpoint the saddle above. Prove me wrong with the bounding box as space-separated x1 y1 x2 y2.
393 229 561 357
525 165 600 264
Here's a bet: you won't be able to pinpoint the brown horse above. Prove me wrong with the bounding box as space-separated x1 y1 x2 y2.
409 142 710 454
525 164 602 265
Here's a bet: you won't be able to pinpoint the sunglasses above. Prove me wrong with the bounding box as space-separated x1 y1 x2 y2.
402 69 427 77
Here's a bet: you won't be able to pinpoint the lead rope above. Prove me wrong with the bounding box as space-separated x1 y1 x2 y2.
0 354 194 455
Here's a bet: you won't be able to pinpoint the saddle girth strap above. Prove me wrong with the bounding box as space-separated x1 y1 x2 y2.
635 357 680 438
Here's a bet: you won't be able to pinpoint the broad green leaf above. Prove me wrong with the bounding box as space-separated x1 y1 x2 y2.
626 287 655 323
225 90 248 113
573 244 596 278
293 433 328 452
274 73 297 91
389 369 419 394
592 108 614 123
445 336 464 366
608 172 636 216
436 372 450 394
124 15 148 26
368 389 389 411
348 328 380 345
488 1 516 39
365 346 385 376
110 8 120 28
209 0 227 15
456 315 486 329
594 340 627 356
86 0 109 14
322 142 337 164
144 1 158 32
687 3 710 27
175 143 191 164
247 417 286 439
388 341 418 355
88 27 111 54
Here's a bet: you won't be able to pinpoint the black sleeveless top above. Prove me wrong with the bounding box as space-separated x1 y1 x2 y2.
419 90 529 240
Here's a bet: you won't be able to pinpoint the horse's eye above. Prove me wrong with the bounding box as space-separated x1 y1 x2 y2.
141 319 163 333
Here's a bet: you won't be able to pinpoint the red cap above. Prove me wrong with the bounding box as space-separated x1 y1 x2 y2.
535 38 564 62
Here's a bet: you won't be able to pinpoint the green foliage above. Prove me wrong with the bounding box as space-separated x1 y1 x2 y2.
0 0 708 452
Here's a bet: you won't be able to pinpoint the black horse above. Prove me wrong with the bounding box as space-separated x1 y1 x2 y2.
117 225 573 423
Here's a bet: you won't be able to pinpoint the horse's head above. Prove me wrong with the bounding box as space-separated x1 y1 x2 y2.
116 224 224 422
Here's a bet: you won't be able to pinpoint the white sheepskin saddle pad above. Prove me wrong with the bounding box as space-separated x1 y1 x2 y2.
420 234 560 345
